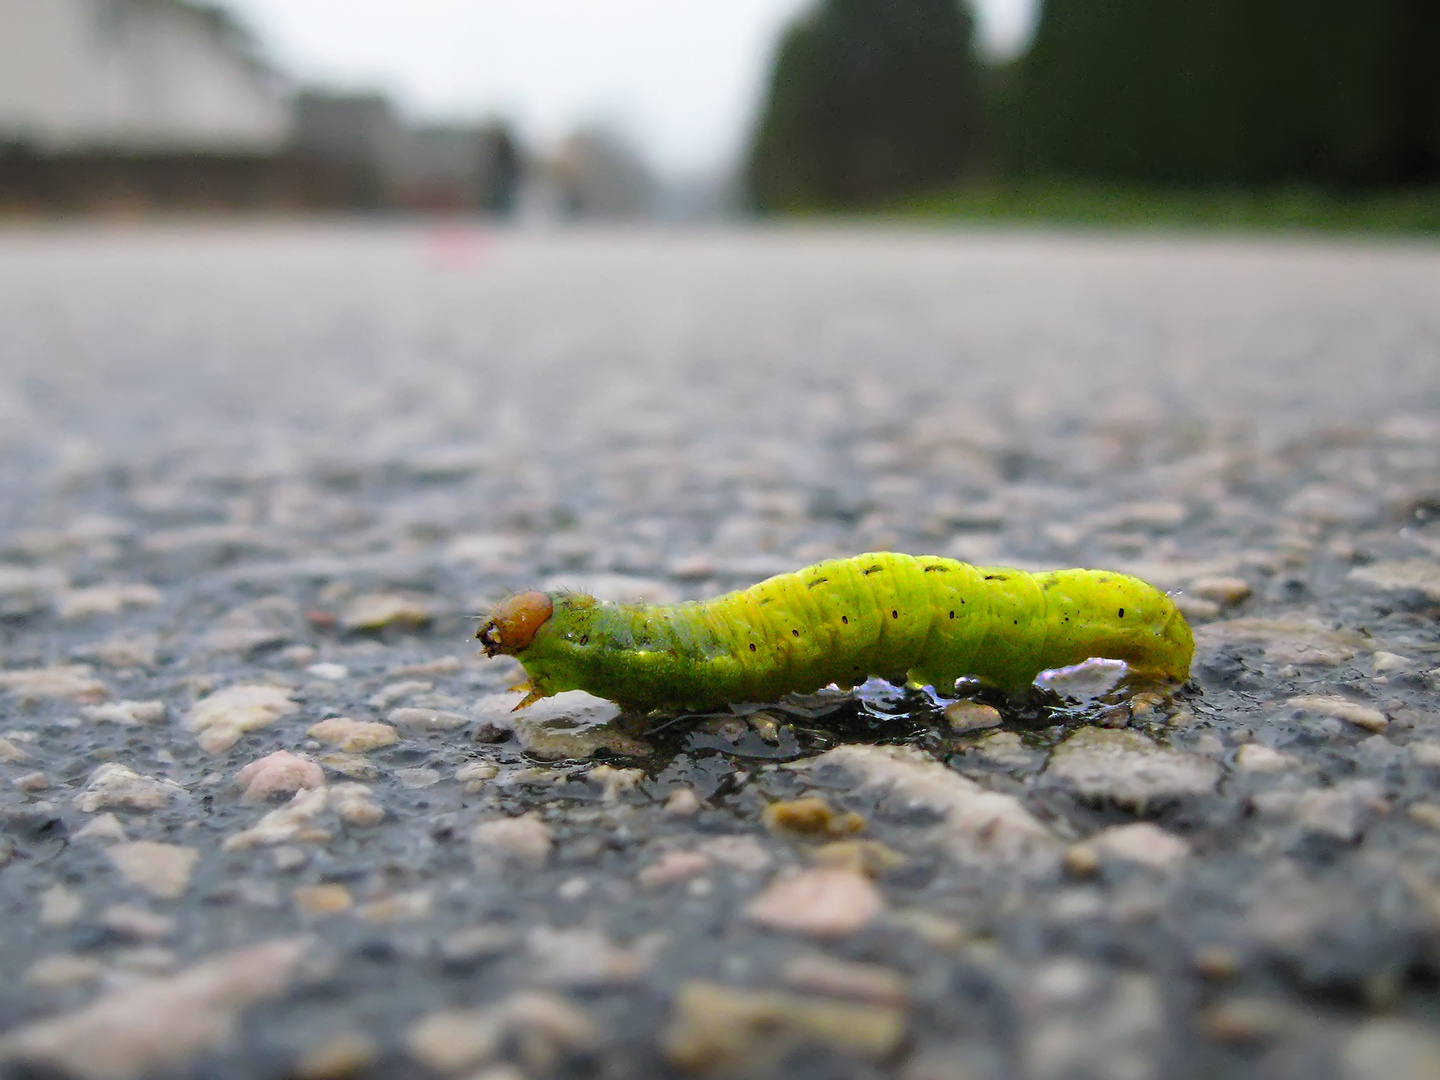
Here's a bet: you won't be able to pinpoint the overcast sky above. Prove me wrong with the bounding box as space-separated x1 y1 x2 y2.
215 0 1037 175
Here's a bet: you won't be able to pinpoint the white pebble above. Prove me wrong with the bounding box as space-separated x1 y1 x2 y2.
1234 743 1299 772
106 842 199 900
80 700 167 726
472 813 553 865
74 764 183 813
1286 695 1388 732
184 684 298 754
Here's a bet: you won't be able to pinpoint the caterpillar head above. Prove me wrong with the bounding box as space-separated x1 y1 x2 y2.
477 591 554 657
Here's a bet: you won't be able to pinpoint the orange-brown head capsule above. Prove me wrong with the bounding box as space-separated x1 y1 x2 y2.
476 591 554 656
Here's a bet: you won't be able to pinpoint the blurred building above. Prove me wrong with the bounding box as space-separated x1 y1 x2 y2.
290 90 404 210
0 0 525 215
292 91 521 214
548 127 656 219
0 0 298 211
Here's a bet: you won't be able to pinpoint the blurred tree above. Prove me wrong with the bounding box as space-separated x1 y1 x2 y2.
1005 0 1440 188
747 0 983 209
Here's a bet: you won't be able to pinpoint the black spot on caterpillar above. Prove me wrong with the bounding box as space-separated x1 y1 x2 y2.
478 552 1194 711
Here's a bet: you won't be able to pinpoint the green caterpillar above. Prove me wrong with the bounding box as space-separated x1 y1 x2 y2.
477 552 1194 712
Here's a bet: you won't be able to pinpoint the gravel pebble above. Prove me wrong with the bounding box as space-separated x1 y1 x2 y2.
780 954 911 1007
355 890 432 923
306 717 399 752
744 868 885 938
367 680 433 708
527 926 654 987
223 787 332 850
503 693 650 761
944 699 1003 733
472 813 554 864
763 796 865 838
330 783 384 825
1234 743 1299 772
395 767 441 788
0 665 108 703
663 980 906 1073
100 904 176 940
39 884 83 928
1411 742 1440 768
1373 650 1415 673
106 842 200 900
455 759 499 792
13 770 50 791
339 593 433 631
387 706 468 731
80 700 167 726
804 744 1058 865
0 565 65 617
1195 617 1369 666
1251 780 1385 842
1342 1018 1440 1080
407 992 597 1075
586 763 644 800
1066 822 1191 872
235 751 326 802
75 764 183 813
1347 560 1440 602
73 813 129 843
1019 963 1163 1080
90 634 159 669
0 938 310 1080
54 584 163 620
664 787 702 815
1409 803 1440 832
1196 996 1300 1045
184 684 299 754
1186 576 1253 607
1285 694 1389 732
293 884 354 916
1046 727 1219 810
292 1031 379 1080
696 835 774 873
26 953 106 991
638 849 712 887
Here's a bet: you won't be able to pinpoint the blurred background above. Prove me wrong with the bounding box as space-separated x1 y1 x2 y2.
0 0 1437 228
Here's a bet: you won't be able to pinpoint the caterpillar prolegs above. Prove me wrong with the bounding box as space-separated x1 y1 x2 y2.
477 553 1194 712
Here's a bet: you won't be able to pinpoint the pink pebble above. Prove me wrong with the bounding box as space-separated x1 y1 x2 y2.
637 850 711 887
234 751 325 803
744 868 885 938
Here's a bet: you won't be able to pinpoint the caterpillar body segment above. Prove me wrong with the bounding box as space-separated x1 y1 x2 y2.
478 553 1194 712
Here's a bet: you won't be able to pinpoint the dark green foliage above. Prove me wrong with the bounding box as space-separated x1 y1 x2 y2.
1005 0 1440 188
747 0 983 210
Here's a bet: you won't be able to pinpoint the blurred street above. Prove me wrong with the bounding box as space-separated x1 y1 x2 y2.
0 224 1439 1079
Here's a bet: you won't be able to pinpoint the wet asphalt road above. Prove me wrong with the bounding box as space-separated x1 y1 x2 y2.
0 223 1439 1080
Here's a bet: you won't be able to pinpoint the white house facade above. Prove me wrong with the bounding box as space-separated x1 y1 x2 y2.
0 0 292 154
